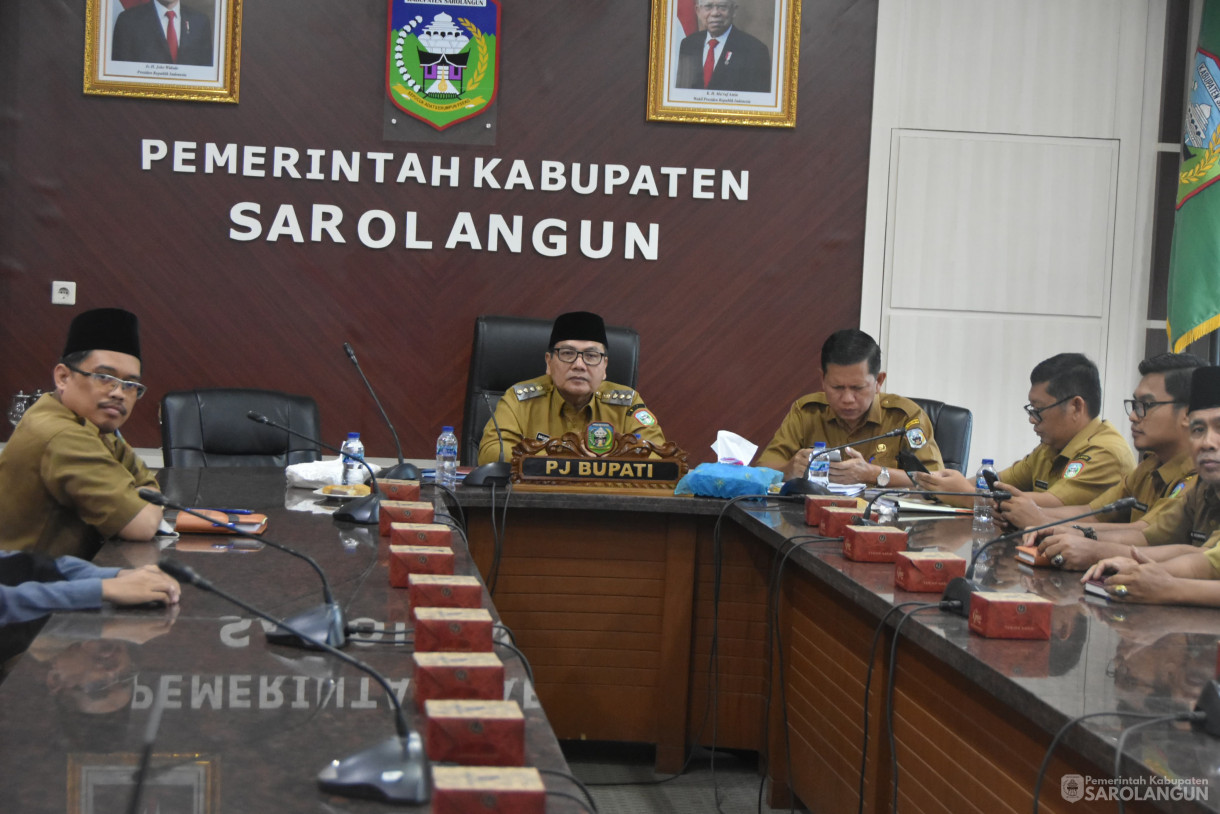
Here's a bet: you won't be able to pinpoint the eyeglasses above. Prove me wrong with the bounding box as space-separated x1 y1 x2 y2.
1123 398 1179 419
65 364 147 399
549 347 607 366
1023 394 1076 422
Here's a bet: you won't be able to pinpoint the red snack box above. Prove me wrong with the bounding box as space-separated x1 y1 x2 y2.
804 495 859 527
415 608 494 652
894 550 967 592
842 524 908 563
390 522 452 548
431 767 544 814
389 545 455 586
820 506 863 538
379 478 421 501
424 700 525 766
968 592 1052 640
408 574 484 620
379 501 435 536
413 652 504 711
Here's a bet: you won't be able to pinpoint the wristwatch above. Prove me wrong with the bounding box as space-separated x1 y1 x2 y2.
877 466 891 487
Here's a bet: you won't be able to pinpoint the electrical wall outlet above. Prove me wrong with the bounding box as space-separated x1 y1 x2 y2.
51 281 76 305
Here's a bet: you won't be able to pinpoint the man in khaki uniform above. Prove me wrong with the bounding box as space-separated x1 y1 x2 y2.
1083 366 1220 606
0 309 163 561
477 312 666 465
757 329 943 487
921 353 1135 514
1018 353 1202 569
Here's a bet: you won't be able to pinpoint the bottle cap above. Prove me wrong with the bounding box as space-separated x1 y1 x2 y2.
347 432 360 440
813 441 827 448
443 426 454 433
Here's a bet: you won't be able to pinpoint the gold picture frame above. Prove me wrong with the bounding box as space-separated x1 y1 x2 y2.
68 753 217 813
646 0 799 127
84 0 242 103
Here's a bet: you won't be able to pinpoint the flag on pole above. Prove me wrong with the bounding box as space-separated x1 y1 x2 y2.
1168 1 1220 352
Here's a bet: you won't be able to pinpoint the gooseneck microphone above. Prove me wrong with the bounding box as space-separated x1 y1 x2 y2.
940 496 1140 616
779 427 906 496
342 342 421 480
139 488 346 649
464 392 511 487
157 558 430 804
860 487 1013 523
247 411 381 525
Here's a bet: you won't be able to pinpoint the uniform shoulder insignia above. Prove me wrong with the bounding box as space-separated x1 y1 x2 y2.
881 394 921 416
512 383 546 401
599 388 634 406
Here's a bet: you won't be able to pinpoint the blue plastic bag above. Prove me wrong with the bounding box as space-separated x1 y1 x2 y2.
673 462 782 498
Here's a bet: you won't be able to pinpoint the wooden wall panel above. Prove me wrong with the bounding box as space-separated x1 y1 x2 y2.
0 0 877 461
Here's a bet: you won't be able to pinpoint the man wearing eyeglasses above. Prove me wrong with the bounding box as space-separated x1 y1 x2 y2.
477 311 666 465
0 308 163 562
920 353 1134 511
1003 354 1203 569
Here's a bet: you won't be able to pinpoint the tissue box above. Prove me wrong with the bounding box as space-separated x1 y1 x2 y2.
431 767 544 814
820 506 863 538
389 545 455 586
379 501 435 536
968 592 1052 640
390 522 452 548
380 478 421 501
894 550 967 592
415 608 494 652
409 574 484 620
842 525 908 563
424 700 525 766
805 495 859 526
413 652 504 710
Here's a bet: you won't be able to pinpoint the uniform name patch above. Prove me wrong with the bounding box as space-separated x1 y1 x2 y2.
1063 460 1086 479
1034 479 1050 491
535 433 550 442
1191 530 1208 544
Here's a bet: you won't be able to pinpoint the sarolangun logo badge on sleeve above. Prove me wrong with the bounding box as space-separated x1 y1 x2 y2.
386 0 500 131
1063 460 1086 479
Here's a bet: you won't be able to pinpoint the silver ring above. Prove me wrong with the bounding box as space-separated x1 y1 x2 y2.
1113 584 1129 599
1051 554 1065 568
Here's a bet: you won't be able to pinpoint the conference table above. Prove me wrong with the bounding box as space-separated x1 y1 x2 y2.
456 485 1220 813
2 468 1219 813
0 468 580 814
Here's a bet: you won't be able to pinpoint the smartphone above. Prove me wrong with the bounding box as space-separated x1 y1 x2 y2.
982 469 999 490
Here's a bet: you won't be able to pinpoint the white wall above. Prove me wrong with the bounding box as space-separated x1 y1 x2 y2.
860 0 1168 470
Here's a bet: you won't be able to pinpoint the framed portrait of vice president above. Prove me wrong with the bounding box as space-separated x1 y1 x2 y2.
84 0 242 103
647 0 799 127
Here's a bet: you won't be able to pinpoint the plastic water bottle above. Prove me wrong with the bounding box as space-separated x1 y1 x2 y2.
808 441 830 489
972 458 997 546
340 432 365 485
435 426 458 490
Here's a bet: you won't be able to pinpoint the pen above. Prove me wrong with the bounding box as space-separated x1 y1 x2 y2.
196 508 254 515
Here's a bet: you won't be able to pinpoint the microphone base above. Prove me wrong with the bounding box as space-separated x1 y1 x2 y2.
381 462 422 480
333 494 379 525
267 604 347 650
1194 680 1220 737
779 478 832 497
464 461 511 487
317 733 431 804
940 576 978 617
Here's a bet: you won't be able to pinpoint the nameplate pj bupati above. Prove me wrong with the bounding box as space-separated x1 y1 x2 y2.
520 457 682 481
510 432 689 491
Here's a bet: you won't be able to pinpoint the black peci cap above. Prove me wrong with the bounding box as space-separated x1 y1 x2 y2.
62 308 141 361
549 311 607 348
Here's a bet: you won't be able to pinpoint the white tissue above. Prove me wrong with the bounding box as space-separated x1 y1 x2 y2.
710 431 758 466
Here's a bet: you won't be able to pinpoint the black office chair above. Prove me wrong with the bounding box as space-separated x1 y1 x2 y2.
160 388 322 467
461 315 641 466
910 397 973 475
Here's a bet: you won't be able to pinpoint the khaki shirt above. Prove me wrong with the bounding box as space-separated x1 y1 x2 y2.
756 393 944 475
999 418 1134 506
1086 451 1195 523
1141 479 1220 549
0 394 158 560
478 376 666 465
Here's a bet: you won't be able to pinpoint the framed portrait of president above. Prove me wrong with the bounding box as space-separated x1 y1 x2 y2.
84 0 243 103
646 0 799 127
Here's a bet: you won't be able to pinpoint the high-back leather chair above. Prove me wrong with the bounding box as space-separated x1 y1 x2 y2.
160 388 322 467
461 315 641 466
910 397 973 475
